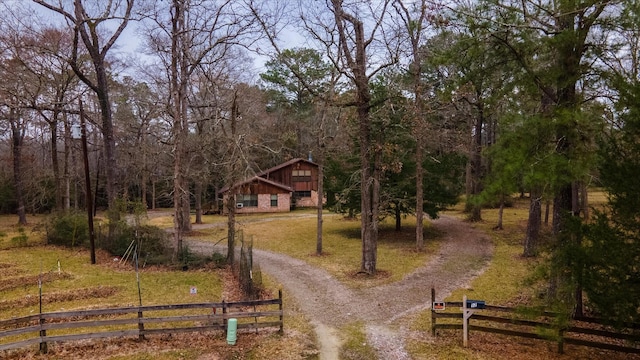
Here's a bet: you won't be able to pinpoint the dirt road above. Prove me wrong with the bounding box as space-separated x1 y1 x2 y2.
187 214 493 359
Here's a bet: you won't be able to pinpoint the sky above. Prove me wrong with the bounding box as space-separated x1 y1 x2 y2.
19 0 303 82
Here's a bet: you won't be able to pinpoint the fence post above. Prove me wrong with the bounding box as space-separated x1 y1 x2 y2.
222 300 227 329
38 314 47 354
431 288 436 336
557 328 565 354
278 289 284 335
138 308 145 341
463 295 468 347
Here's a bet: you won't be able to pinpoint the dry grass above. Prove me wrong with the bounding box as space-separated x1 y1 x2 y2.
407 191 640 360
0 190 620 359
446 197 540 304
0 247 225 321
238 213 438 288
0 213 317 360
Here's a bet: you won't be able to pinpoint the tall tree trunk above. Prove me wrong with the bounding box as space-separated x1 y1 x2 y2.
10 108 27 225
415 137 425 249
544 200 550 225
227 192 236 265
359 102 376 274
395 0 429 251
331 0 378 274
495 196 504 230
151 179 157 210
316 162 324 255
395 203 401 231
171 0 192 257
49 114 62 211
94 61 118 218
195 182 203 224
63 116 71 210
467 97 484 222
141 150 148 210
524 189 542 257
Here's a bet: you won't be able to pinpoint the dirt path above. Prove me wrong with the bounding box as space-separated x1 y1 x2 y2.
186 215 493 360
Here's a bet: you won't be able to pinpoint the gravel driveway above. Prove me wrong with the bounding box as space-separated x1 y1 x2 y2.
186 215 493 360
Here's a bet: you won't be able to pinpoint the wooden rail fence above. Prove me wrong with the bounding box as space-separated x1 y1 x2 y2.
430 289 640 355
0 290 283 354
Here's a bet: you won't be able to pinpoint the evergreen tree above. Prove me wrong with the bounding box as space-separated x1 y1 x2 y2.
579 78 640 325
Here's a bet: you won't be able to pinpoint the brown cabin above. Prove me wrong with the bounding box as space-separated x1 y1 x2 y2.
220 158 321 214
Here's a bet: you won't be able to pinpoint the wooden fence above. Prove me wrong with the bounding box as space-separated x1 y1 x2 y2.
430 289 640 355
0 290 283 354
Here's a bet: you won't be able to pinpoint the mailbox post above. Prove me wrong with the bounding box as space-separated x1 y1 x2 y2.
462 295 485 347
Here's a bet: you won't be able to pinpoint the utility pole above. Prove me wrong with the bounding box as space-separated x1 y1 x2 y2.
78 99 96 264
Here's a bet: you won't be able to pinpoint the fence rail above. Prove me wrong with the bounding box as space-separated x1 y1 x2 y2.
0 290 283 354
430 289 640 355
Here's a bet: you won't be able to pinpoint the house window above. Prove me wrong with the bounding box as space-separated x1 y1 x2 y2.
270 194 278 207
292 169 311 182
294 191 311 198
237 194 258 207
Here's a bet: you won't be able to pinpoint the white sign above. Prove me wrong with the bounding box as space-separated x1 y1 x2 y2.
190 286 197 295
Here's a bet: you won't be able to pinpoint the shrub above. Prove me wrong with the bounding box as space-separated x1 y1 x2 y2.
99 222 173 267
46 212 89 247
174 245 216 270
11 227 28 247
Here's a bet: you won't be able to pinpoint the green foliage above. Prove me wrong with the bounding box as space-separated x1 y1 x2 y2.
260 48 331 106
574 77 640 327
100 221 173 266
174 245 218 270
0 177 16 214
581 212 640 326
10 227 28 247
324 153 361 215
324 74 466 221
46 212 89 247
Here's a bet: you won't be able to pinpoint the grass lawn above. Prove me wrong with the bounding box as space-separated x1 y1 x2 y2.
0 212 319 360
0 245 224 320
241 213 440 287
0 189 621 359
406 190 637 360
148 208 441 288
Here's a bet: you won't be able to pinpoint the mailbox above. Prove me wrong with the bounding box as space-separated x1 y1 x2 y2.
466 300 485 309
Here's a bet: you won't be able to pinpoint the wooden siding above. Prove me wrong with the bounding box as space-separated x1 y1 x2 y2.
261 162 318 192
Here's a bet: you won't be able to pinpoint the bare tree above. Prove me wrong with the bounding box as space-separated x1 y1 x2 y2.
0 13 47 224
291 0 400 274
394 0 432 251
33 0 134 219
141 0 255 256
16 27 80 212
242 3 341 254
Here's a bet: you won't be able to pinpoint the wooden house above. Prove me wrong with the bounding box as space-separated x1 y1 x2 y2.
220 158 321 214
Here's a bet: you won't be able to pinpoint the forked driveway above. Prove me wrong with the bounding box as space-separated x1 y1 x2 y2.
187 215 493 359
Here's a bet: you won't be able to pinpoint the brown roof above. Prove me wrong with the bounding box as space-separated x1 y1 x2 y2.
256 157 318 178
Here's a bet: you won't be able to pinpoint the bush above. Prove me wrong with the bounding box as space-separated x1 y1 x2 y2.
46 212 89 247
173 245 219 270
99 222 173 266
11 227 28 247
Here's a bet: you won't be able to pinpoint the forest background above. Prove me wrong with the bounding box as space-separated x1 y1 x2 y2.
0 0 639 328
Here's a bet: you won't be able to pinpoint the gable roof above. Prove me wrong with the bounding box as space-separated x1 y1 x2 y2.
256 157 319 178
219 175 293 194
